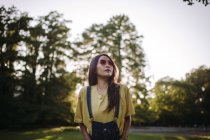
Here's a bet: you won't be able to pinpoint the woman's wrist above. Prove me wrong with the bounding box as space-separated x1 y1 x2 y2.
120 135 128 140
122 130 129 138
84 135 91 140
121 134 128 139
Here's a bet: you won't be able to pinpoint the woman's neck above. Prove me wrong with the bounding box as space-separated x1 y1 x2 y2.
97 77 108 90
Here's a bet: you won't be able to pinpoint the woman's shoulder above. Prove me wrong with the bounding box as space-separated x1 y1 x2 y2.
78 85 96 96
78 86 88 96
80 86 87 91
119 84 129 90
118 84 130 94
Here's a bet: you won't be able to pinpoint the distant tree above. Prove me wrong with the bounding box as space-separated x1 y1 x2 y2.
151 66 210 126
185 65 210 125
151 76 201 126
132 104 157 126
183 0 209 6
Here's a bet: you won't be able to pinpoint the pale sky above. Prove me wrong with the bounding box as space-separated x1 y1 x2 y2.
1 0 210 83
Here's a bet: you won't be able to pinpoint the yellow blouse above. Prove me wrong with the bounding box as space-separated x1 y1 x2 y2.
74 84 135 135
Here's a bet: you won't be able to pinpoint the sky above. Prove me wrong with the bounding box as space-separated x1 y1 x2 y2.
1 0 210 83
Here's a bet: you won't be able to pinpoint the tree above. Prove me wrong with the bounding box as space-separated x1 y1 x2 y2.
30 11 78 125
185 65 210 125
0 6 79 127
74 15 149 105
0 6 32 127
183 0 209 6
151 76 200 126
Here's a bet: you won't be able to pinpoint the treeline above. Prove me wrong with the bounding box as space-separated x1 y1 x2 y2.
0 6 210 128
134 66 210 127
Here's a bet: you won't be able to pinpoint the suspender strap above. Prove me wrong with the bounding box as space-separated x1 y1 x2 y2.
114 86 120 119
114 100 119 118
87 86 93 120
86 86 120 121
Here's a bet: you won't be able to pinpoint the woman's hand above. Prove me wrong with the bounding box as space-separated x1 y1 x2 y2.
84 136 91 140
120 116 131 140
119 136 128 140
79 123 91 140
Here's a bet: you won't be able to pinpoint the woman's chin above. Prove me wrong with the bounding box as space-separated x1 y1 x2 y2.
99 74 112 78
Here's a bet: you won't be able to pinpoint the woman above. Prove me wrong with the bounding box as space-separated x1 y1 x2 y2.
74 54 135 140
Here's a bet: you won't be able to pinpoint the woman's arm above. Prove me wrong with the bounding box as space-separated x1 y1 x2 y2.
120 115 131 140
79 123 91 140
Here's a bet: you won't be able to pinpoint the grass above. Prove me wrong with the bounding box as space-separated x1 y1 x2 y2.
0 127 210 140
129 133 210 140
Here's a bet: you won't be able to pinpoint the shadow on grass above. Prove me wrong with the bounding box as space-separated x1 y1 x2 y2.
0 127 210 140
0 127 83 140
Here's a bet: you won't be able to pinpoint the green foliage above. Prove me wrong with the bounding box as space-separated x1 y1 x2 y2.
185 66 210 125
151 66 210 126
0 6 79 128
151 77 200 125
0 6 32 128
132 104 157 125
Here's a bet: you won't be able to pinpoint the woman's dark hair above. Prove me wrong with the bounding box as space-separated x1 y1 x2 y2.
88 54 120 112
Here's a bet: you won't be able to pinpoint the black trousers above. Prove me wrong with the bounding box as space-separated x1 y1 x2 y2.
91 121 120 140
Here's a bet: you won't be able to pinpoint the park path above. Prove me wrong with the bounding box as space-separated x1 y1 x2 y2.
129 127 210 136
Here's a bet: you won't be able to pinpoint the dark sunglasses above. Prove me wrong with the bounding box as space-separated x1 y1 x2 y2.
99 59 113 66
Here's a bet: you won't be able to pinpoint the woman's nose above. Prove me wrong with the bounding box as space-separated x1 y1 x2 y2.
105 64 111 68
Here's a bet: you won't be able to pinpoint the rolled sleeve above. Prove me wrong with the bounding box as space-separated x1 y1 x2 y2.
74 89 83 123
125 86 135 117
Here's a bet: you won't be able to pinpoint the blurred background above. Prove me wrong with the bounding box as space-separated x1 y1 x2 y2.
0 0 210 130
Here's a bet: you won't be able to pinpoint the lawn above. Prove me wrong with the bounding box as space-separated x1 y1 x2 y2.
0 127 210 140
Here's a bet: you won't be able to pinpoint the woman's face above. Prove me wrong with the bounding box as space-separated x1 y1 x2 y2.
96 55 114 78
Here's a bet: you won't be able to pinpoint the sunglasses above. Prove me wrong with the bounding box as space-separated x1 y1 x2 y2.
99 59 113 66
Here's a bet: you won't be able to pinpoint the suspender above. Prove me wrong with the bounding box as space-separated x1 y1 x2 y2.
86 86 120 121
114 87 120 119
87 86 93 120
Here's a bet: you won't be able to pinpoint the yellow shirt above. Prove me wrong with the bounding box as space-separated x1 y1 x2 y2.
74 84 135 135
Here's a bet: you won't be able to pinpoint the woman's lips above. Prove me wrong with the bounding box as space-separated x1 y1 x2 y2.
105 69 112 76
105 69 111 72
